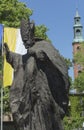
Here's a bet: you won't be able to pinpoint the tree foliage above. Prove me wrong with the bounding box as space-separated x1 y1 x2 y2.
0 0 50 41
3 86 10 113
64 58 72 69
74 72 84 92
64 116 84 130
35 25 51 42
63 96 84 130
0 0 32 27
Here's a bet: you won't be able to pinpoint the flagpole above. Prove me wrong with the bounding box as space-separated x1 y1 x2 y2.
1 87 3 130
0 24 4 130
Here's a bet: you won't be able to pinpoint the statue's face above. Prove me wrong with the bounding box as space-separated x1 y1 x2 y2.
23 40 34 49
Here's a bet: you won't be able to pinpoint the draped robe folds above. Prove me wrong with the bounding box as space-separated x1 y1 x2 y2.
6 40 69 130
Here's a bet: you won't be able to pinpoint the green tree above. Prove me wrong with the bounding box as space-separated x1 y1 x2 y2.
3 86 10 113
0 0 50 41
63 95 84 130
64 58 72 69
35 25 51 42
0 0 32 27
74 72 84 92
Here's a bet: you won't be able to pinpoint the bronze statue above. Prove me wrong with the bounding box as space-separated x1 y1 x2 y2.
4 19 70 130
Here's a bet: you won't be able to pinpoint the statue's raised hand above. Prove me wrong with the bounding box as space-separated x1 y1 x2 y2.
4 43 9 55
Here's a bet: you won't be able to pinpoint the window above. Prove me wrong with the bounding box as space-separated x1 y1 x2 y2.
76 29 81 37
77 46 81 50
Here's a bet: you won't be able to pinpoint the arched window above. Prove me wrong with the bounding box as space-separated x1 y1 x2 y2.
76 19 79 23
77 46 81 50
76 29 81 37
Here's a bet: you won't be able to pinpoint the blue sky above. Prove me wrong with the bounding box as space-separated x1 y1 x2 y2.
19 0 84 79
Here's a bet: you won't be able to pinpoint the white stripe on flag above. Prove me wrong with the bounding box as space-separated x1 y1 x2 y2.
15 29 27 54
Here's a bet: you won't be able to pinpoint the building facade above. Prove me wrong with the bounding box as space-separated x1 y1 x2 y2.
72 9 84 78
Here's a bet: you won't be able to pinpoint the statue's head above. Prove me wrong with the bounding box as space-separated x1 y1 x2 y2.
20 18 35 49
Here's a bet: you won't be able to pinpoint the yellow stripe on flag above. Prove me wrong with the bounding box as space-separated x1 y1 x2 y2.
4 27 17 87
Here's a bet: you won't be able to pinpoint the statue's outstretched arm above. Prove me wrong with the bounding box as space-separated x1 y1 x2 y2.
4 43 20 69
4 43 10 56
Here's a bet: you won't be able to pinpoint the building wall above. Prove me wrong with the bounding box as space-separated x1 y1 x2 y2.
72 42 81 78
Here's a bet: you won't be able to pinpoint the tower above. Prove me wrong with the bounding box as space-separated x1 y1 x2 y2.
72 9 84 78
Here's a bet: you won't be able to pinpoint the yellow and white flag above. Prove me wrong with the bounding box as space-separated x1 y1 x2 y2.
4 27 27 87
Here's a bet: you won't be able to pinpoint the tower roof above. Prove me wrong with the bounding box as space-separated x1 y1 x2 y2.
73 9 84 43
75 9 80 18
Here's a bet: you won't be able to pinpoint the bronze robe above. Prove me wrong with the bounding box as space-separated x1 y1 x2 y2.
6 40 69 130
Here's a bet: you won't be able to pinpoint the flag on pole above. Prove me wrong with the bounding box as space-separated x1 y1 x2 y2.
0 24 3 87
0 24 3 55
3 27 27 87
